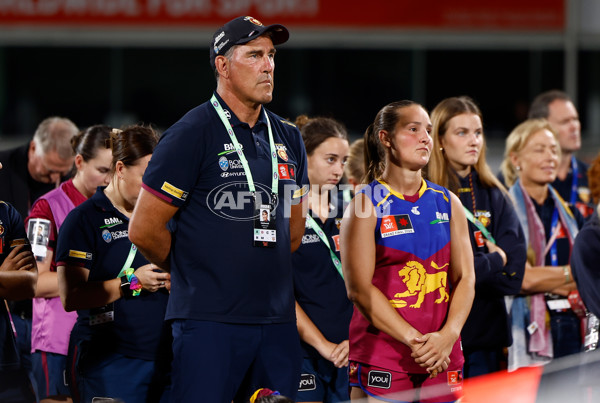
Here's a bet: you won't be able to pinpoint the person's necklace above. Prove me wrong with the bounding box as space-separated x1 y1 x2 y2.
104 188 132 218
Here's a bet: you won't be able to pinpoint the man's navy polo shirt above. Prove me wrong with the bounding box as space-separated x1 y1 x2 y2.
0 201 28 370
55 188 169 361
292 193 353 358
142 93 309 324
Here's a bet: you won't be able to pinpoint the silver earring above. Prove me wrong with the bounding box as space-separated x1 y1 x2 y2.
516 166 521 171
439 147 444 152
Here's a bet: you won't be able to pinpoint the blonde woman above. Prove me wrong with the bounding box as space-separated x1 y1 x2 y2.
501 118 583 370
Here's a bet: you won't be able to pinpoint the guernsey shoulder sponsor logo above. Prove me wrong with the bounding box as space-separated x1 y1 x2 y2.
380 214 414 237
69 249 92 260
161 181 188 201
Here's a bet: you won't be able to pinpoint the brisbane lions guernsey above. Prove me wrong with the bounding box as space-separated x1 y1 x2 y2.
349 179 464 373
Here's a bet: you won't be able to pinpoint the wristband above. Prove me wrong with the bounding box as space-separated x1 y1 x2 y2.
118 268 143 297
563 265 570 284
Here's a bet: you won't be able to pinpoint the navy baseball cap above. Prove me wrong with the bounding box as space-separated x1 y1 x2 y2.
210 16 289 68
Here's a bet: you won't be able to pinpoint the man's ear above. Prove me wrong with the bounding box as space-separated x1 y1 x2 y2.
215 55 229 79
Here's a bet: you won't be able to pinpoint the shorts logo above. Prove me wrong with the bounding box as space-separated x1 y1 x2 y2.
161 181 188 201
298 373 316 391
367 370 391 389
447 370 463 386
69 250 92 260
102 229 112 243
380 214 414 237
219 156 229 171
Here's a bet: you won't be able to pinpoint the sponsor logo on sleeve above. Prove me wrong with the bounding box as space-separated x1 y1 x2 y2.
367 370 391 389
69 250 92 260
298 373 316 391
380 214 414 237
293 184 309 200
161 181 188 201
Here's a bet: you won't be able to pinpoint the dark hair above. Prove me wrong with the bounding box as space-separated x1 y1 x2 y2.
363 100 420 183
109 125 159 171
71 125 112 163
295 115 348 155
528 90 572 119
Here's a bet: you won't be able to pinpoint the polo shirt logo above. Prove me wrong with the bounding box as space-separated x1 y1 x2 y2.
102 229 112 243
219 156 229 171
161 181 188 201
69 250 92 260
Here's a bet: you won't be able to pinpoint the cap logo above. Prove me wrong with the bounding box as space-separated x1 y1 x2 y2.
214 31 226 45
214 39 229 55
244 16 263 26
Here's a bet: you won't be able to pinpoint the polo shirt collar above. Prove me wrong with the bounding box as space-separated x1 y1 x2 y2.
91 186 119 214
212 91 268 130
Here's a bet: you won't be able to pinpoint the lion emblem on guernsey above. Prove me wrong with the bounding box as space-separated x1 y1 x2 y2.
390 261 449 308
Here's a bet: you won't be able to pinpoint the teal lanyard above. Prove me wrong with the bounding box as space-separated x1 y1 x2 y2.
463 207 496 244
305 214 344 279
210 95 279 196
118 243 138 277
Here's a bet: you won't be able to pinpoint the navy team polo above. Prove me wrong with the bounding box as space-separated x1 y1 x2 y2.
142 92 309 324
292 193 353 359
0 201 28 370
55 188 169 361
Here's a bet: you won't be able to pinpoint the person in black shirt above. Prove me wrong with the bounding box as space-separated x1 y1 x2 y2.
428 96 527 377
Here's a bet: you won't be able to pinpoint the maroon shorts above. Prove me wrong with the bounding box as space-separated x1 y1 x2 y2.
348 361 463 403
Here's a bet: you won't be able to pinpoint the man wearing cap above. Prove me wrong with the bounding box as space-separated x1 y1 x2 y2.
129 16 309 402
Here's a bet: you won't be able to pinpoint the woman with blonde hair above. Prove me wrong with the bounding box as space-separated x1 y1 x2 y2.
427 96 526 377
501 118 584 370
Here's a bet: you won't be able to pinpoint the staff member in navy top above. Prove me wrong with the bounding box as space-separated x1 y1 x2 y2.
427 96 527 377
292 115 352 403
56 126 171 403
0 199 37 403
129 16 309 403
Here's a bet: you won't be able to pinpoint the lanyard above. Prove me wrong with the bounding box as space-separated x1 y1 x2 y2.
549 208 560 267
4 300 17 338
570 156 578 205
118 243 138 277
463 207 496 244
305 214 344 279
210 95 279 197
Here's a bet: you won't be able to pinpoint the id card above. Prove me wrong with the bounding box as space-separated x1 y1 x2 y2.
254 203 276 248
27 218 51 261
